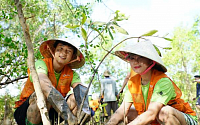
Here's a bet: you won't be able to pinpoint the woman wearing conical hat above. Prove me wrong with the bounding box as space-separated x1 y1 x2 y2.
107 40 197 125
14 38 91 125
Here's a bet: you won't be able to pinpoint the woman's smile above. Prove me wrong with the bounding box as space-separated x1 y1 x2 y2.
134 66 141 69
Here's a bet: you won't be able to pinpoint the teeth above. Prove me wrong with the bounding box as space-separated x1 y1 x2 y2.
60 56 66 59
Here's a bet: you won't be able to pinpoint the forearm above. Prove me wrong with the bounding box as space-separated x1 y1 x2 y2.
106 109 124 125
120 78 129 93
128 110 155 125
38 74 54 97
40 80 54 96
107 101 132 125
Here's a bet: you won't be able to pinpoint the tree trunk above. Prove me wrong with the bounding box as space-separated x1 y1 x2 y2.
3 98 11 125
14 0 50 124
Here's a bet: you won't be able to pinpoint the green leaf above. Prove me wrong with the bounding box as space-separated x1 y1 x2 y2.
81 27 87 41
114 10 119 21
65 24 80 29
141 30 158 36
80 44 85 48
101 103 108 107
5 37 12 42
2 10 6 18
81 13 87 25
93 27 106 42
163 47 172 50
153 45 162 57
113 24 128 35
93 21 106 26
108 28 114 40
164 38 173 41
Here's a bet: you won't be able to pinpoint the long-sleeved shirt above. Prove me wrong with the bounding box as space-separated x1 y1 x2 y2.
101 77 118 102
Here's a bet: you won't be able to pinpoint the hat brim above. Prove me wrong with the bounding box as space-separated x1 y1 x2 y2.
115 50 167 73
194 75 200 78
104 73 110 77
115 40 167 73
39 39 85 69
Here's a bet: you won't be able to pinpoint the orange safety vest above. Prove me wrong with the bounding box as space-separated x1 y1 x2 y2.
15 58 73 108
130 69 137 77
128 69 196 124
89 99 99 111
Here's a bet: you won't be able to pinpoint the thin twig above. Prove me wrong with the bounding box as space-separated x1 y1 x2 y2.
100 38 115 55
64 0 80 23
0 76 28 85
78 36 140 117
53 13 57 37
25 15 35 20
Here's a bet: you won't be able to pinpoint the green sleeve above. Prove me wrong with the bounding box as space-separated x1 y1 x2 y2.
124 89 133 103
151 78 176 105
30 60 81 87
30 60 48 82
71 71 81 86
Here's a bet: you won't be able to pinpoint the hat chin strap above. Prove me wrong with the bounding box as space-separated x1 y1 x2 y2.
67 56 80 65
140 61 156 75
47 45 55 58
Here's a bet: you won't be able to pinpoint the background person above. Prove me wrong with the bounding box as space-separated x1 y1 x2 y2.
193 75 200 109
89 94 100 112
100 70 118 121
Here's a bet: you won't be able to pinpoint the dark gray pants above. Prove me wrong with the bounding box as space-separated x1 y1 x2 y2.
104 101 118 116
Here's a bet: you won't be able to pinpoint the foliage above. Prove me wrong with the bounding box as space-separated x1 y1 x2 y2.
0 0 94 123
162 18 200 120
0 93 19 124
163 26 199 100
0 0 92 86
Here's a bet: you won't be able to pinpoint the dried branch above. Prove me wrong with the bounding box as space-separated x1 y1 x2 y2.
14 0 50 124
0 76 28 85
24 15 35 20
53 13 57 37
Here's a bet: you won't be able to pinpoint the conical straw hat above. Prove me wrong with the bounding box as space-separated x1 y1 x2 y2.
115 40 167 72
39 38 85 69
103 70 111 77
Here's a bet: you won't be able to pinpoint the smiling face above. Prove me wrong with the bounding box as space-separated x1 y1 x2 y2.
54 43 74 66
126 53 152 74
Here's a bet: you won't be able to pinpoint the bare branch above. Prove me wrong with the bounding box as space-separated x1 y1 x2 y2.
25 15 36 20
0 76 28 85
78 36 139 116
64 0 80 24
53 13 57 37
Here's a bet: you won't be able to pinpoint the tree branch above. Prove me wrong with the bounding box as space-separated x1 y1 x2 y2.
14 0 50 124
78 36 138 116
0 76 28 85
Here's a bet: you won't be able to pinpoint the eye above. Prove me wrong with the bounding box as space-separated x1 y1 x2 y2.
126 55 134 60
129 56 134 60
66 50 72 54
138 56 144 61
